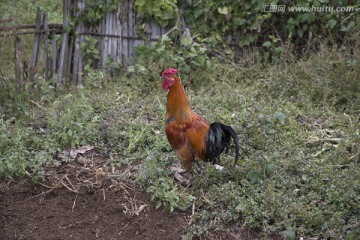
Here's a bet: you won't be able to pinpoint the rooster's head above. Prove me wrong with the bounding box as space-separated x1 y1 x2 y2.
161 68 178 91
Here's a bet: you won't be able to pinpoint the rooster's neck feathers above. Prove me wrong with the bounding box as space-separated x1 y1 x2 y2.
166 75 192 121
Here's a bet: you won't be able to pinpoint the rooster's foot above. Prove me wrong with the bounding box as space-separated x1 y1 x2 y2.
171 165 192 186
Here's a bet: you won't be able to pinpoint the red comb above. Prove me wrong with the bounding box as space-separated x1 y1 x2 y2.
162 68 178 76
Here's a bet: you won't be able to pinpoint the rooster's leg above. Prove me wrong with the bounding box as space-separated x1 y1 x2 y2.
171 160 192 186
172 146 195 185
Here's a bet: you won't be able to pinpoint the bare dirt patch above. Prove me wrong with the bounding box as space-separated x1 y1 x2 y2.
0 151 188 240
0 177 188 240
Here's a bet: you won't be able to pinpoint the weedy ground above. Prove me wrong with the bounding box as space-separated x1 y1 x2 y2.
1 46 359 239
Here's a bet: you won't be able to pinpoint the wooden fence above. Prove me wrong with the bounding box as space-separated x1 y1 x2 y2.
1 0 255 86
1 0 168 86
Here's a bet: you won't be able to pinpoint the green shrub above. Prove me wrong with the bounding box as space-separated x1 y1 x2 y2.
0 116 54 177
47 86 100 149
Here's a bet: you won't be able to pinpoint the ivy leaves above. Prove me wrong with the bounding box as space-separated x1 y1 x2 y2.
134 0 178 27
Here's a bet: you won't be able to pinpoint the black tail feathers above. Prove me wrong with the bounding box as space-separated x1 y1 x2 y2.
205 122 239 167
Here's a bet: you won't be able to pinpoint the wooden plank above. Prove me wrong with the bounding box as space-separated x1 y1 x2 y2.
66 35 74 79
78 31 157 40
58 0 70 84
150 20 158 41
128 0 133 58
0 23 62 32
0 29 62 37
111 12 116 61
116 4 122 64
51 31 57 79
133 5 140 47
107 13 112 61
43 12 49 81
112 12 117 63
77 31 84 84
14 37 21 90
0 17 14 23
72 0 85 83
121 1 128 64
29 7 42 81
100 15 108 66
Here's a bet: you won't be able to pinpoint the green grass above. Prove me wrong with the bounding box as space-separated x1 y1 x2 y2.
0 46 359 239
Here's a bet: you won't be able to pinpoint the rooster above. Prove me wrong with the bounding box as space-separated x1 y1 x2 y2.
161 68 239 184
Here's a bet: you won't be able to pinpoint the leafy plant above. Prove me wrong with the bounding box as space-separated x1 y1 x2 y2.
47 87 100 148
147 177 193 212
134 0 178 27
80 36 100 69
0 116 54 177
77 0 122 26
129 33 213 76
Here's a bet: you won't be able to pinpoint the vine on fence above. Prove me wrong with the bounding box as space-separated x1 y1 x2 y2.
132 0 358 61
77 0 122 26
74 0 358 66
134 0 178 27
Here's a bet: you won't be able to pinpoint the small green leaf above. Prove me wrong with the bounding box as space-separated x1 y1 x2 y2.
266 163 276 175
275 47 283 54
281 227 295 240
233 17 246 26
127 66 135 73
327 19 337 29
297 28 304 38
302 174 309 182
180 37 193 46
262 41 271 48
217 6 229 15
235 198 247 212
246 170 261 183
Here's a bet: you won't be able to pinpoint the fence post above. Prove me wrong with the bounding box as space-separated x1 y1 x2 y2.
128 0 134 58
14 37 21 90
29 7 42 82
116 4 122 64
43 12 49 81
51 31 57 79
58 0 70 84
121 1 128 65
73 0 85 84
